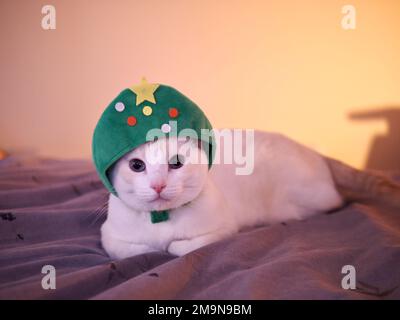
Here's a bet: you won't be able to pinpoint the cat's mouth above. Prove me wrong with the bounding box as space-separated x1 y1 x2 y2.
148 195 175 211
149 194 171 203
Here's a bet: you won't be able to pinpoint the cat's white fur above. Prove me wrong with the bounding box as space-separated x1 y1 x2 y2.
101 130 343 259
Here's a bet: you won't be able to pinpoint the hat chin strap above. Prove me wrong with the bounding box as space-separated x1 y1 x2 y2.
150 201 192 224
150 210 169 223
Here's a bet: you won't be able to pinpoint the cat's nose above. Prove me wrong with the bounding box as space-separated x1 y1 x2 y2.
151 183 166 194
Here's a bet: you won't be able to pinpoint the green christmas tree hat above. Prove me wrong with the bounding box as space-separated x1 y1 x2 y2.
92 79 215 195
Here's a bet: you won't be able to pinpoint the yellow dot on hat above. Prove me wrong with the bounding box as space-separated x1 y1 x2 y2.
161 123 171 133
142 106 153 116
115 102 125 112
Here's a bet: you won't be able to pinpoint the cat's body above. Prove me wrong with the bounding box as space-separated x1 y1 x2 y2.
101 130 399 259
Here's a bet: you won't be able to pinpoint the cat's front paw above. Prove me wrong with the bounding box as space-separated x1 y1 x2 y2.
167 231 228 256
167 239 195 256
102 236 156 259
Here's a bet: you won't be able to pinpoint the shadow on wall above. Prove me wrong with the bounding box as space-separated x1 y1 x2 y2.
349 107 400 171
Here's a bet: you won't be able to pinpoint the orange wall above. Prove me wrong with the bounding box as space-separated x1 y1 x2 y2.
1 0 399 168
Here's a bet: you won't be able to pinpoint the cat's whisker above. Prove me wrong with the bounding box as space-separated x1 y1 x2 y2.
89 201 109 227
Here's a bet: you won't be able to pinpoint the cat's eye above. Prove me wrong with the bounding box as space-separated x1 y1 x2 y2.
169 154 185 169
129 158 146 172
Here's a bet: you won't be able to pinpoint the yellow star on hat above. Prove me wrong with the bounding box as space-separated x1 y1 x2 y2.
129 78 159 106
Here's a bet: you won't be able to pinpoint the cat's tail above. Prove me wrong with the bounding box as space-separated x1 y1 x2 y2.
324 157 400 209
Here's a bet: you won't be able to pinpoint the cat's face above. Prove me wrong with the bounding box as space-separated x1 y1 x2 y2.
109 137 209 212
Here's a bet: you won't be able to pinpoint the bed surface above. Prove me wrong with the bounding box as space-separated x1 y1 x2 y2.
0 157 399 299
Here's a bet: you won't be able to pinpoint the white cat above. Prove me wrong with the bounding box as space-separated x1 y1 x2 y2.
101 130 400 259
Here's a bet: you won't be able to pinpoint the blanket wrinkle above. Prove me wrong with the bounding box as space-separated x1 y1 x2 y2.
0 156 399 299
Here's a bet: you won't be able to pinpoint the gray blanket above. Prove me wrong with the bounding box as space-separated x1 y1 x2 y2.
0 157 399 299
